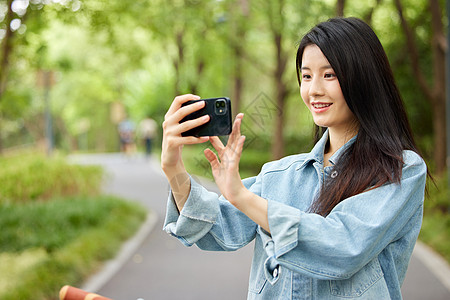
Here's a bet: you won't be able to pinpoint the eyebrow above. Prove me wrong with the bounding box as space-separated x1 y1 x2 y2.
300 65 333 71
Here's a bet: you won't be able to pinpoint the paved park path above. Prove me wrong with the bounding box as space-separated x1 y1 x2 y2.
70 153 450 300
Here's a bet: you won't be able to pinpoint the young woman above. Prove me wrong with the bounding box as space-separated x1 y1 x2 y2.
161 17 427 299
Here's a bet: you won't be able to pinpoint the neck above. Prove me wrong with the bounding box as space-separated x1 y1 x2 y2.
324 127 358 165
328 127 358 152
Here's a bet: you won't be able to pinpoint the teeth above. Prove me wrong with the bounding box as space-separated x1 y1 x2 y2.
313 103 331 108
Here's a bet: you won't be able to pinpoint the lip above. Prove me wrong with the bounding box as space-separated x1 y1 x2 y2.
311 102 333 113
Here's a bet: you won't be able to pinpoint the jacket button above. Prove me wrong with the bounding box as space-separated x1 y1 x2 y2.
331 170 338 178
273 267 278 278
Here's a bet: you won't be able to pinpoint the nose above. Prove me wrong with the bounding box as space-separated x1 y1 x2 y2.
309 77 325 97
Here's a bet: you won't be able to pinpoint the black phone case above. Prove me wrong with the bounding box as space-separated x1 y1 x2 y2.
180 97 232 137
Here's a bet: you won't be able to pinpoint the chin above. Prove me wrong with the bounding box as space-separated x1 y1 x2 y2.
312 120 329 128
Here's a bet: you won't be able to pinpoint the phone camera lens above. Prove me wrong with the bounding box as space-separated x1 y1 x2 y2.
214 99 227 115
216 100 226 108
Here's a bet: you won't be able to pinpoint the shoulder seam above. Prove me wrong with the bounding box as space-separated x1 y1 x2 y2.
261 154 308 175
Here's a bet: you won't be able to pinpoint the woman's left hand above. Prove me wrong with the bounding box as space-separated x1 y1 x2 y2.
205 113 270 232
204 113 247 206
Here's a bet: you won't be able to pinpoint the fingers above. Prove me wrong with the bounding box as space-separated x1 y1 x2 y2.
164 94 216 137
162 94 212 146
177 114 209 136
228 113 244 145
165 94 200 119
172 99 205 124
209 136 225 154
165 99 206 128
204 148 220 169
208 113 246 164
236 135 246 159
182 136 210 145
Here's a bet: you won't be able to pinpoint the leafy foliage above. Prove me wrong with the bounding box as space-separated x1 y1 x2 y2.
0 151 146 299
0 152 102 203
0 0 442 158
0 195 146 300
420 173 450 262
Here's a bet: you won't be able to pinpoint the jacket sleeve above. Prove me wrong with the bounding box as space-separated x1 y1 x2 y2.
265 150 427 280
163 175 260 251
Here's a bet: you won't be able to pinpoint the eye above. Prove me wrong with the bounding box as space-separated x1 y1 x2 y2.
324 73 336 79
302 74 311 80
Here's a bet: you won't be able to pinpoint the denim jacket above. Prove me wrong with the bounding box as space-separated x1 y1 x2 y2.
164 131 427 299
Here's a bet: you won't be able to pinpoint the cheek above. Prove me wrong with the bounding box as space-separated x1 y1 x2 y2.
300 85 308 104
330 82 345 100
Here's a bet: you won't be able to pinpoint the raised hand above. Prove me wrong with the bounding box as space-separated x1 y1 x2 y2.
161 94 210 210
161 94 210 173
204 113 247 204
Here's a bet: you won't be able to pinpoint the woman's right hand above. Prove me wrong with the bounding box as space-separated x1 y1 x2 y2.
161 94 210 176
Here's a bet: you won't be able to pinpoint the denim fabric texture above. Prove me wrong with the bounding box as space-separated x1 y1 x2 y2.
163 131 427 299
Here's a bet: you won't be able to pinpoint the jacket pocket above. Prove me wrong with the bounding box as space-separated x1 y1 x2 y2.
329 258 384 297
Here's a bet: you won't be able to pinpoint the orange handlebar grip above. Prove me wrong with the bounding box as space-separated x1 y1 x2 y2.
59 285 112 300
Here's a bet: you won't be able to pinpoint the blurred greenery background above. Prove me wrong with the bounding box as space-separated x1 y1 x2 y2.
0 0 446 166
0 0 449 297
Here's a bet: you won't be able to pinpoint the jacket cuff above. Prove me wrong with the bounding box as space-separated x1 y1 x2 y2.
163 176 219 246
267 200 302 258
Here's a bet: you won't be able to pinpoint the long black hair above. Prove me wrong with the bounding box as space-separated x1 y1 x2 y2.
296 17 423 216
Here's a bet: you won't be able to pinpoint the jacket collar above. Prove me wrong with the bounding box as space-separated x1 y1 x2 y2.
296 129 357 170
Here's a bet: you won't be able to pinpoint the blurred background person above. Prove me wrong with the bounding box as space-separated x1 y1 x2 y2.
118 117 136 156
138 116 157 158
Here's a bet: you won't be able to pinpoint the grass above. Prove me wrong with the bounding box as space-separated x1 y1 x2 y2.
419 174 450 263
0 152 102 203
0 196 146 300
0 151 147 299
0 196 142 253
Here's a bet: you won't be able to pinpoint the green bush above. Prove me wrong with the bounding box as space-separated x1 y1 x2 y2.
0 152 147 299
0 196 146 300
0 153 102 203
0 197 133 253
419 173 450 262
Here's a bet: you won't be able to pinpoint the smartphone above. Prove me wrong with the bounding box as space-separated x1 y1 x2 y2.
180 97 232 137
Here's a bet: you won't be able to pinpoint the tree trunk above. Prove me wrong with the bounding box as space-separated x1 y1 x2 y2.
232 49 243 116
363 0 383 25
395 0 447 174
432 102 446 173
429 0 447 174
0 0 14 100
230 0 249 116
266 0 288 160
0 0 14 154
188 55 205 95
173 30 184 95
336 0 345 17
231 31 245 115
271 32 287 160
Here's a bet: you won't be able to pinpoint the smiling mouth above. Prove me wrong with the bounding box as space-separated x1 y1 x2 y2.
312 103 332 109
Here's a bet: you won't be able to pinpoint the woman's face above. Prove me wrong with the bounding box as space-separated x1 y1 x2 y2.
300 44 358 134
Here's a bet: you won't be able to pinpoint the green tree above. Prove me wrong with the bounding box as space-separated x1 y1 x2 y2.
394 0 447 174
